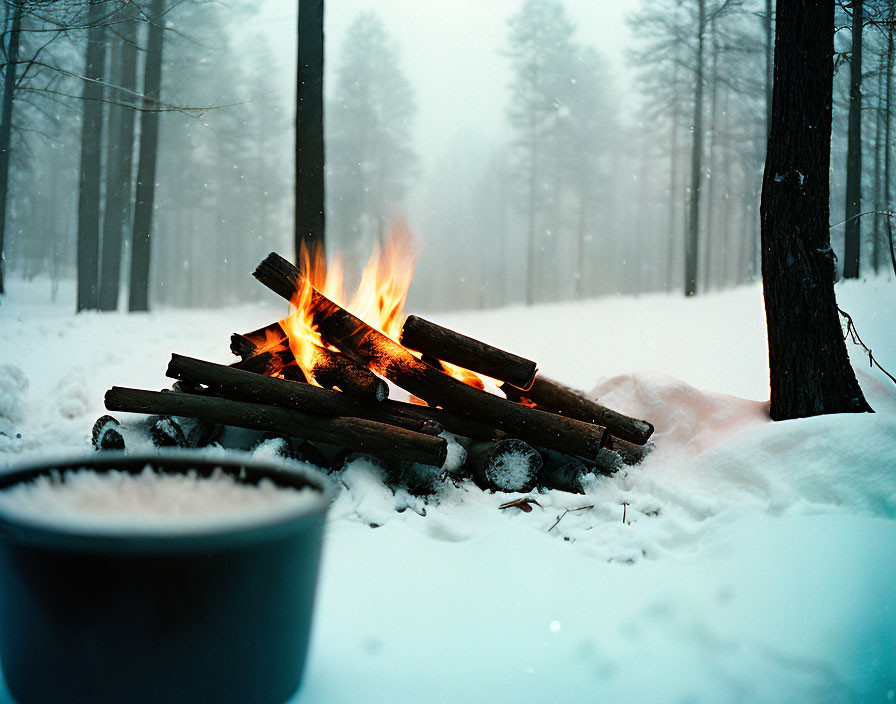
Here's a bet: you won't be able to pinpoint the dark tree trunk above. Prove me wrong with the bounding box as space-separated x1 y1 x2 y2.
0 1 23 295
760 0 871 419
295 0 325 260
885 5 894 236
76 0 107 312
703 20 719 290
872 59 884 274
842 0 863 279
99 13 138 311
765 0 773 140
684 0 705 297
129 0 165 312
666 60 680 291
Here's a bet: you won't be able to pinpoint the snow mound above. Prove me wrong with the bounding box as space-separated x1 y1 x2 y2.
591 372 769 461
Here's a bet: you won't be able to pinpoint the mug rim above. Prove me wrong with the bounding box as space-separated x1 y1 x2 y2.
0 451 337 552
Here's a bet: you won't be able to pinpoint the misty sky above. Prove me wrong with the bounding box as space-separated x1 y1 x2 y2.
251 0 640 173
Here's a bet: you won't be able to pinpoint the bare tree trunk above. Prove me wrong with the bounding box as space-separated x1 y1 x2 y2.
886 3 894 263
760 0 871 419
129 0 165 312
666 61 680 292
684 0 705 297
872 58 884 275
842 0 863 279
526 107 537 305
76 0 107 312
703 20 719 291
295 0 325 260
574 180 588 300
764 0 773 140
99 13 139 311
0 1 23 295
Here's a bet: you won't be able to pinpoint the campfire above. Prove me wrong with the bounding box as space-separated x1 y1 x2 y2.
99 233 655 495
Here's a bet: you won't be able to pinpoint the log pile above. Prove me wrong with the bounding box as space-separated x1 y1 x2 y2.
98 251 655 496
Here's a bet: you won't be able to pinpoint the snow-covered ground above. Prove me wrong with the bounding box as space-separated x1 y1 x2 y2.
1 276 895 703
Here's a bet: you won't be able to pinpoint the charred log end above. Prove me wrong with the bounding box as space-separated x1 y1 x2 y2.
310 348 389 401
149 416 187 447
91 415 125 451
230 333 257 360
253 252 301 301
472 439 542 493
230 351 282 376
538 449 587 494
601 435 651 467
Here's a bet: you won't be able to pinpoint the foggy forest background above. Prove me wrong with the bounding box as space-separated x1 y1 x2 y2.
2 0 894 313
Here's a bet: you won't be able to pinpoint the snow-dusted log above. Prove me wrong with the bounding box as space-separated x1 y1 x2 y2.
253 252 608 460
538 449 587 494
91 415 125 451
105 386 447 467
602 435 650 466
500 376 654 445
399 314 537 390
469 439 541 493
167 355 438 436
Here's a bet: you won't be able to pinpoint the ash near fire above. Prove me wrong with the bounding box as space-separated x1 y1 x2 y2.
100 236 654 498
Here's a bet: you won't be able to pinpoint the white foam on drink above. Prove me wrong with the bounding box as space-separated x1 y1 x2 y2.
0 465 322 532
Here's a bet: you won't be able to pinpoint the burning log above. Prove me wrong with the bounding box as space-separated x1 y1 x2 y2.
469 439 541 493
307 345 389 401
233 325 387 400
500 377 654 446
105 386 447 467
167 354 440 436
229 350 294 378
253 252 608 460
399 315 537 390
230 322 288 360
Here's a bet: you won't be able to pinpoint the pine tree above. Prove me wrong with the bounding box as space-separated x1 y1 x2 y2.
327 12 417 262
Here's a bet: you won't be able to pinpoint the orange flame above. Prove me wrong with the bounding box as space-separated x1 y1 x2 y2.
279 223 417 385
280 222 491 393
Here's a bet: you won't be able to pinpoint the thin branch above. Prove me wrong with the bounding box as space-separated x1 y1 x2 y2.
18 85 239 118
548 505 593 532
838 307 896 387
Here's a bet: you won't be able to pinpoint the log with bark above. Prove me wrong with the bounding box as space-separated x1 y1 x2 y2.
602 435 650 466
149 413 219 449
105 386 447 467
253 252 608 460
538 449 587 494
399 314 537 390
91 415 125 451
230 321 288 360
500 376 654 445
230 350 294 377
167 354 441 436
468 439 542 493
233 323 387 400
307 344 389 400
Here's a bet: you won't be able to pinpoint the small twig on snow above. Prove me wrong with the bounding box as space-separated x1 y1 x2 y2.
499 497 541 513
548 505 594 532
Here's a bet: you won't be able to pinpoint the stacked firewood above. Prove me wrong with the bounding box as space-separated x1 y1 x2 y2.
98 252 654 495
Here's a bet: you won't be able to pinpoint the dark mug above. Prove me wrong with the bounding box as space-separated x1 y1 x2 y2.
0 452 334 704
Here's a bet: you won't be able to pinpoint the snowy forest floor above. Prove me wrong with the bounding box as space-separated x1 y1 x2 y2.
1 276 895 703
